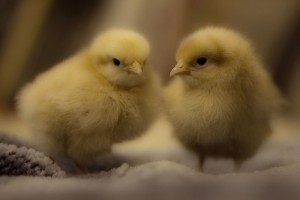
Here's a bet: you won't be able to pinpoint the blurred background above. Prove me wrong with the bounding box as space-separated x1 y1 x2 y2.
0 0 300 135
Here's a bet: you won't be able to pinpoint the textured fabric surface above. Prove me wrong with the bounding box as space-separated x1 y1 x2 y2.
1 118 300 200
1 161 300 200
0 132 65 177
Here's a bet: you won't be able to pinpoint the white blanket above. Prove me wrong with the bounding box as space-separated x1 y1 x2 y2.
1 115 300 200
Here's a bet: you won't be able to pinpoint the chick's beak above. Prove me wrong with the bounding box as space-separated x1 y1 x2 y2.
170 60 190 77
127 61 142 75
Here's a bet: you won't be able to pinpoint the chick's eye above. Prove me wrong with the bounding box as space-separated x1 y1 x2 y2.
196 57 207 66
113 58 121 66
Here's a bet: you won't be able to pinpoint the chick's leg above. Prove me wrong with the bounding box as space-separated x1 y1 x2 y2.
234 159 242 172
198 154 205 171
73 161 88 173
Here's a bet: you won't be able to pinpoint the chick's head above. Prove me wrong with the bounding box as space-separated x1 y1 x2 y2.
90 29 150 88
171 27 256 88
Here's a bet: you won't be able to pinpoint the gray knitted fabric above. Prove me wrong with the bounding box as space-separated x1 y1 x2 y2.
0 132 65 177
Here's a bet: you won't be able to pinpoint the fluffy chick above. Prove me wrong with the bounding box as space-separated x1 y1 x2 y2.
165 27 280 170
17 29 161 168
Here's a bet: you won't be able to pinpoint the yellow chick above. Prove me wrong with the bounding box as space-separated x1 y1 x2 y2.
17 29 161 169
165 27 280 170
